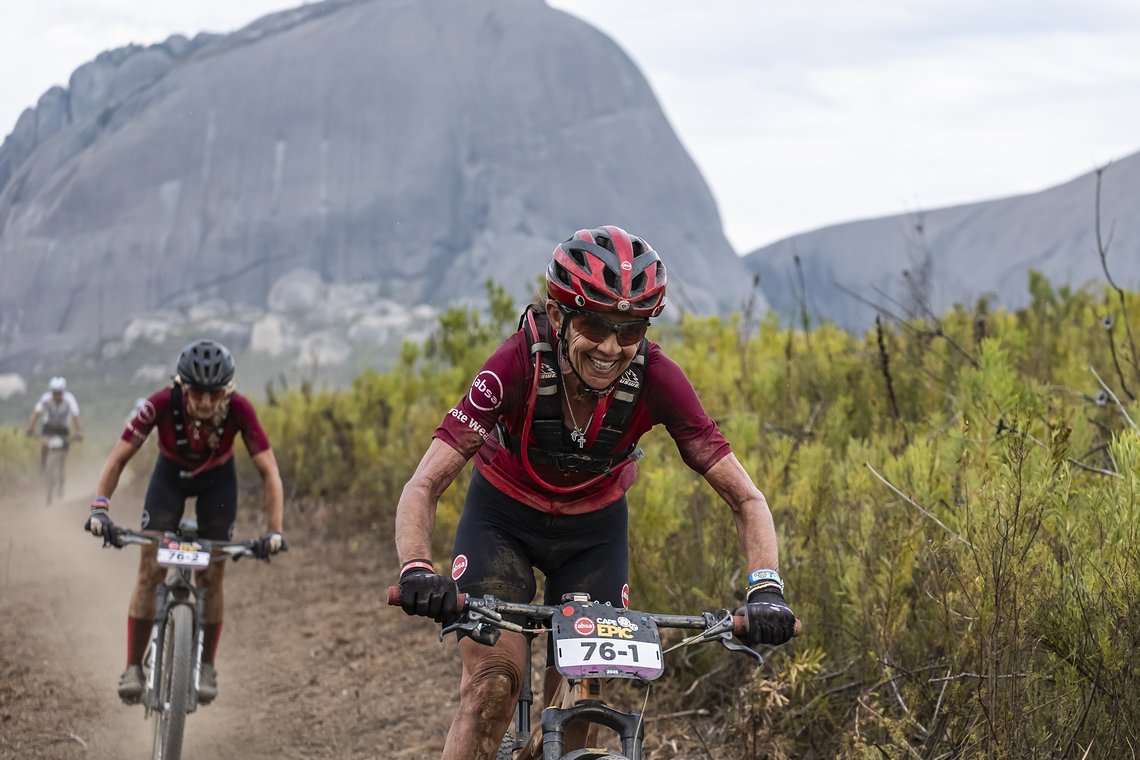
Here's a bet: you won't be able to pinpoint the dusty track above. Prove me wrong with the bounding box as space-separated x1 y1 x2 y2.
1 457 754 759
0 457 459 759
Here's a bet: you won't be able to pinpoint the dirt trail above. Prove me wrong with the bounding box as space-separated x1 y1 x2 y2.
0 457 460 760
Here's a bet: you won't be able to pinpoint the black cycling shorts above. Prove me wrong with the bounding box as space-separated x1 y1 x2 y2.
40 424 71 449
452 469 630 610
141 456 238 541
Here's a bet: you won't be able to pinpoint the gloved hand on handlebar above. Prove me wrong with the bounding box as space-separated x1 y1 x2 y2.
253 531 284 560
736 579 797 647
85 499 112 536
398 559 459 625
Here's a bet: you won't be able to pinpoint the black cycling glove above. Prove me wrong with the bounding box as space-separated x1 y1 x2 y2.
85 505 113 536
253 531 285 560
737 587 797 646
398 560 459 625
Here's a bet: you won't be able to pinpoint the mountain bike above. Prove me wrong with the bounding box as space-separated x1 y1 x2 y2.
98 519 284 760
388 587 800 759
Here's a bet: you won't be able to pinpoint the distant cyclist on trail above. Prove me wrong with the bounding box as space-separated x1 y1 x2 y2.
84 339 285 705
26 376 83 473
393 226 798 758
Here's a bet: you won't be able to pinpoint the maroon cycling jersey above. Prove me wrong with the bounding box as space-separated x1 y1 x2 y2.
434 331 731 514
122 388 271 473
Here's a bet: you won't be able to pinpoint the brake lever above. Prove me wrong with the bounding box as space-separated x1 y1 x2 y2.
693 610 766 665
715 634 765 666
439 617 501 647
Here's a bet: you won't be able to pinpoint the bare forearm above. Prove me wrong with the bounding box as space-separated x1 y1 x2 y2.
394 482 439 563
732 495 780 572
263 476 284 532
251 449 284 532
394 439 467 565
95 441 138 501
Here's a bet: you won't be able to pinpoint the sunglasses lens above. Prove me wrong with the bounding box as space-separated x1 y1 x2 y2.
573 313 611 343
615 322 649 346
571 312 649 346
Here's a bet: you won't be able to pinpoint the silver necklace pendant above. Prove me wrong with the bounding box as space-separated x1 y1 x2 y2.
571 428 587 449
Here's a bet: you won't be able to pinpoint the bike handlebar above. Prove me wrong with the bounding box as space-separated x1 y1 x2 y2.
100 524 287 561
386 586 802 639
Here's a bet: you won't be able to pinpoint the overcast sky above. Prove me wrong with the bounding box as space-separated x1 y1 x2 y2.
2 1 1138 254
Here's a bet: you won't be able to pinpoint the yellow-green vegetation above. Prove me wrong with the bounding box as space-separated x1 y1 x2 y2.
260 276 1140 757
0 426 38 485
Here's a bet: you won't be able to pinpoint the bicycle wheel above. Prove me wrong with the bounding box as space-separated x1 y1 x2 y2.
152 604 194 760
44 451 62 505
496 732 516 759
561 751 629 759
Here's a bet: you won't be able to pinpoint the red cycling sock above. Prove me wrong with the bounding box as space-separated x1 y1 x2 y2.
201 622 223 665
127 616 152 667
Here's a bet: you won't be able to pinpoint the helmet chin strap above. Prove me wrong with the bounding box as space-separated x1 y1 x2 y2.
558 319 619 396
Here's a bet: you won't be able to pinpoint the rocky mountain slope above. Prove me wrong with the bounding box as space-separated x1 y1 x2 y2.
0 0 757 369
744 151 1140 331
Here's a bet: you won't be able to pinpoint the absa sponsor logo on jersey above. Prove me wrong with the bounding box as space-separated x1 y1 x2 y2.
621 584 630 608
137 399 157 425
468 371 503 411
451 555 469 579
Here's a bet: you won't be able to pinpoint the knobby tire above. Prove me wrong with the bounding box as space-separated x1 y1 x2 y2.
496 733 516 760
152 604 194 760
44 450 63 505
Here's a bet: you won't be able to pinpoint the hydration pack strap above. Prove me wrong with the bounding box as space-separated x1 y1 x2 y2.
521 305 646 471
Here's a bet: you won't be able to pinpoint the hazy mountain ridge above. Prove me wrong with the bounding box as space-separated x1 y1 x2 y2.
745 152 1140 331
0 0 757 371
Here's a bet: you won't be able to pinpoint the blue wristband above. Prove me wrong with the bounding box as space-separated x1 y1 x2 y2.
748 568 783 588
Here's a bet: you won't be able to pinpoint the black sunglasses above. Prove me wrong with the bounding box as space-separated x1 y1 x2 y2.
558 304 651 347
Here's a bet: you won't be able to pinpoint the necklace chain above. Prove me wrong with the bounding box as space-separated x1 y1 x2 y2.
561 374 595 449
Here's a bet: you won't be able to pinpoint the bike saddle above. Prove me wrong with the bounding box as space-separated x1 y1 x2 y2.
177 517 200 540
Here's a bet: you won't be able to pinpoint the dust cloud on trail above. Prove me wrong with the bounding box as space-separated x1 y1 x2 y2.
0 455 228 759
2 450 461 759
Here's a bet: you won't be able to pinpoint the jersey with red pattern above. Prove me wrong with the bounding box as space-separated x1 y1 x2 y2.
122 387 271 472
433 330 731 515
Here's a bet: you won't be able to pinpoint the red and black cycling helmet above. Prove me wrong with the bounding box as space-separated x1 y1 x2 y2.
176 339 235 390
546 226 667 318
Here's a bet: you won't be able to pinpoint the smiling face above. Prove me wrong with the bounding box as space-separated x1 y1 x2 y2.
184 385 228 420
546 300 645 391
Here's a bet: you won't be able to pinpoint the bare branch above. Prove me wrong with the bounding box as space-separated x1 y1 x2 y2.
865 463 972 545
1090 365 1138 431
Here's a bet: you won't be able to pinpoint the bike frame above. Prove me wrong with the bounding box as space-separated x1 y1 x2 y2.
389 589 790 760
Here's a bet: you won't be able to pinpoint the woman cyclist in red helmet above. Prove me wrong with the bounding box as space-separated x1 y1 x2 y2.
85 339 285 706
394 226 796 758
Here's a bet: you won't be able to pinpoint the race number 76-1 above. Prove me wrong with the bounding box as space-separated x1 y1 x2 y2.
557 638 661 669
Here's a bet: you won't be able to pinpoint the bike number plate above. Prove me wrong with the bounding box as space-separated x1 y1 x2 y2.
156 535 210 569
47 436 66 449
552 601 664 681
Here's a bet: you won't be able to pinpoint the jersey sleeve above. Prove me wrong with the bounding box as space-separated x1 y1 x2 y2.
433 332 530 459
122 390 166 446
644 347 732 475
231 394 272 457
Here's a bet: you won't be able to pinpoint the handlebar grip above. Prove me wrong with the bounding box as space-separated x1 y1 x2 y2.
732 615 804 639
386 585 467 612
